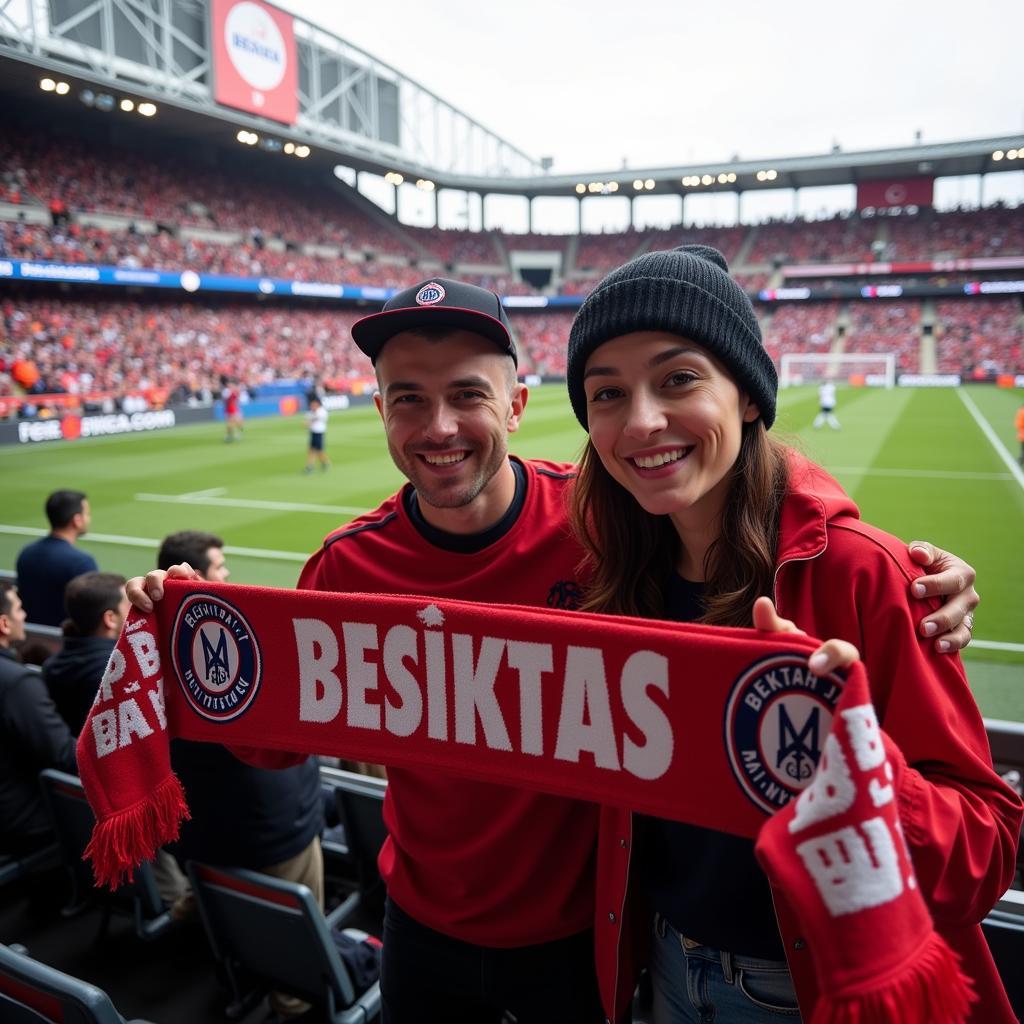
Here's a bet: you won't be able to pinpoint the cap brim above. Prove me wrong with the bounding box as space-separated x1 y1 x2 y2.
351 305 515 364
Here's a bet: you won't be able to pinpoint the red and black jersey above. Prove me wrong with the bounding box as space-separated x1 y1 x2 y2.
300 457 598 947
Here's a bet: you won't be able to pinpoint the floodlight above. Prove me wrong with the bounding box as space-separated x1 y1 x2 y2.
120 98 134 112
701 175 713 185
992 151 1004 160
284 142 295 154
644 179 655 190
138 102 157 117
1009 149 1019 160
633 180 644 190
55 81 70 95
40 78 56 91
295 145 310 157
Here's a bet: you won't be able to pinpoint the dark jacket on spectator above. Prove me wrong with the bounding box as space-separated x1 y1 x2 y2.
42 635 115 736
16 536 98 627
170 740 323 870
0 647 77 852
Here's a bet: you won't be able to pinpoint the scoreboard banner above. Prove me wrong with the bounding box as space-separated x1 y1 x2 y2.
856 176 934 210
211 0 298 125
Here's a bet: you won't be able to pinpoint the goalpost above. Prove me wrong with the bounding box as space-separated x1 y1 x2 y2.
779 352 896 389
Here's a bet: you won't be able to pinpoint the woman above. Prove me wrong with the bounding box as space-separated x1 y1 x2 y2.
564 245 1022 1024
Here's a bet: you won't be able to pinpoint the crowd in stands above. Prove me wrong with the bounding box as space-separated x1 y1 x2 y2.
0 295 371 401
882 206 1024 261
760 301 842 362
936 298 1023 375
843 300 922 370
746 214 878 264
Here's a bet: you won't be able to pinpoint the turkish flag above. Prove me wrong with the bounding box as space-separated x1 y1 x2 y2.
857 177 934 210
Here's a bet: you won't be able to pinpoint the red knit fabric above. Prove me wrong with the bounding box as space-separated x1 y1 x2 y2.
77 581 975 1022
755 667 975 1024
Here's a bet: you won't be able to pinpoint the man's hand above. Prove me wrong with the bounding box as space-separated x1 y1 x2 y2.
125 563 202 612
908 542 979 653
752 596 859 675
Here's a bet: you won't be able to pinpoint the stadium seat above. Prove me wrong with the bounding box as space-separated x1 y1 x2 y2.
37 770 172 942
328 769 388 920
186 861 381 1023
984 888 1024 1016
0 942 146 1024
0 842 59 888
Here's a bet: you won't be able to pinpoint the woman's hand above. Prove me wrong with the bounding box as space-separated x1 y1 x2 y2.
753 595 860 675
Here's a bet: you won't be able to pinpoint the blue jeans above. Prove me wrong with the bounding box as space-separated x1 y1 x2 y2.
651 914 801 1023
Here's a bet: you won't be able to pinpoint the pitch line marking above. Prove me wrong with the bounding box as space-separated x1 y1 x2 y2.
134 493 367 515
828 467 1012 481
956 389 1024 493
0 525 307 562
178 487 227 499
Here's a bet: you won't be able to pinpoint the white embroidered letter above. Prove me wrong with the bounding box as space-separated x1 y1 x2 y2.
795 817 904 916
788 733 855 834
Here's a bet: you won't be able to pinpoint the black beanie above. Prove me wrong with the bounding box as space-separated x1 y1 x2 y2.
566 244 777 430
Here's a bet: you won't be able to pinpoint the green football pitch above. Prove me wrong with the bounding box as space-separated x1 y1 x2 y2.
2 383 1021 721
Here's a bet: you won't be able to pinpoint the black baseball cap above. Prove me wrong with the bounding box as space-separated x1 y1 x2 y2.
351 278 518 367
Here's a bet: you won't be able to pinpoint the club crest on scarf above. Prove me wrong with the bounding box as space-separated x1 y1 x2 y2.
171 592 262 721
725 652 843 814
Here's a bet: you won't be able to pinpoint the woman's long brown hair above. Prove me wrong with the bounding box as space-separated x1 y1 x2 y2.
570 420 790 626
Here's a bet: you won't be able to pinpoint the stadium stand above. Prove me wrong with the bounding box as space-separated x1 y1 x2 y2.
0 941 145 1024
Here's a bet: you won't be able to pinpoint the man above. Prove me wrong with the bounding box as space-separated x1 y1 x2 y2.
156 535 323 1019
16 490 98 626
42 572 130 736
813 379 840 430
222 376 244 443
304 396 330 473
0 581 77 856
157 530 229 582
129 278 980 1023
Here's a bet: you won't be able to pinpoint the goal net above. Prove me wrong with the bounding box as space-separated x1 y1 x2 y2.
779 352 896 389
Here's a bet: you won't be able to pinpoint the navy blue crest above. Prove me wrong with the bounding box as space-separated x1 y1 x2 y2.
415 282 445 305
724 652 843 815
171 592 262 722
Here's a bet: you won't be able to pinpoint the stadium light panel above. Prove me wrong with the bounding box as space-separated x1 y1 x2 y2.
55 81 70 95
120 98 134 112
633 180 644 190
608 182 619 192
1009 149 1019 160
644 179 655 190
284 142 295 154
576 183 586 194
992 151 1004 160
138 102 157 117
40 78 56 91
295 145 310 157
701 175 713 185
717 173 727 183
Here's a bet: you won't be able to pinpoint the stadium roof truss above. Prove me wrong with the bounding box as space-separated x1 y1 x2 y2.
0 0 543 178
0 0 1019 197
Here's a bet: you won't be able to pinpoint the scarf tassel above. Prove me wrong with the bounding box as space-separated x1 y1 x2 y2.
83 772 190 889
811 931 976 1024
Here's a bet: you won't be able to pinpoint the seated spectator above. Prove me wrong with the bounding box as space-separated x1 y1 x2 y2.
0 581 77 856
157 529 229 581
159 536 324 1019
42 572 129 735
16 490 98 626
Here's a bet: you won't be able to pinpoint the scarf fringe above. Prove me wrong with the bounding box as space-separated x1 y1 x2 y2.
84 773 190 889
811 931 976 1024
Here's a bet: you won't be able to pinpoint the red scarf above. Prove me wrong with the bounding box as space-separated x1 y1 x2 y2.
78 581 974 1024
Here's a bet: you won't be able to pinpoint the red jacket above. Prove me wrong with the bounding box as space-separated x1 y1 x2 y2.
595 451 1022 1023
